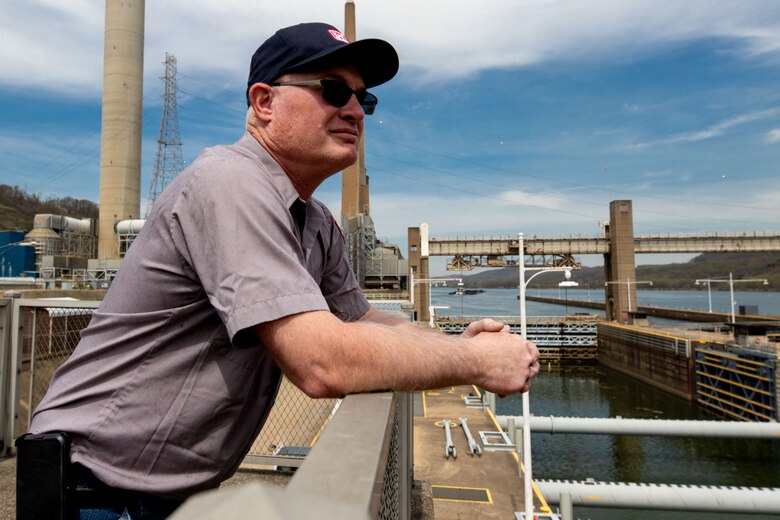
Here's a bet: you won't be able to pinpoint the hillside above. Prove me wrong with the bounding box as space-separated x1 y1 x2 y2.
450 252 780 291
0 184 98 231
2 185 778 291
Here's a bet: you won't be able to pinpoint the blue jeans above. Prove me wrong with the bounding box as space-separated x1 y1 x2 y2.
75 496 183 519
78 508 130 520
71 465 183 520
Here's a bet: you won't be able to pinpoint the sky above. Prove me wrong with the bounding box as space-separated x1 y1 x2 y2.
2 1 780 273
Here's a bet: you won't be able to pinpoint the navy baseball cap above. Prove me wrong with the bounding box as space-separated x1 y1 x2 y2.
246 22 399 106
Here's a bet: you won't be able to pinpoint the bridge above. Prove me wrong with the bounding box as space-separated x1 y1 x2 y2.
407 200 780 324
428 230 780 257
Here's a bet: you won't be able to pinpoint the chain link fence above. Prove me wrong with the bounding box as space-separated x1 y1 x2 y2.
11 300 96 440
3 298 411 518
245 379 338 466
378 397 402 519
3 298 339 469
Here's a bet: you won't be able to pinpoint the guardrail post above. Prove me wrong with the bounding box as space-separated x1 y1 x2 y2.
4 292 22 453
0 296 14 454
506 417 516 448
513 421 524 476
559 492 573 520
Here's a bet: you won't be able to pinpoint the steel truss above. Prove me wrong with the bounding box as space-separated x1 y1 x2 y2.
446 253 579 271
695 346 777 422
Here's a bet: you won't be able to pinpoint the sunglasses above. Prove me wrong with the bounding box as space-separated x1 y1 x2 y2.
271 79 378 115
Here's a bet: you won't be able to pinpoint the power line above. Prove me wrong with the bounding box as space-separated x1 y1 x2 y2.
31 93 162 193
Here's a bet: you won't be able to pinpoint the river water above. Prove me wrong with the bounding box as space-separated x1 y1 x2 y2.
430 288 780 520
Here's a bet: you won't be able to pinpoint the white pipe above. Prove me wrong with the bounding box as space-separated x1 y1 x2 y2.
517 232 533 520
537 479 780 514
496 415 780 439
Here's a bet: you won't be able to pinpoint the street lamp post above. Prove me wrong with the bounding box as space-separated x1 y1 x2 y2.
701 279 713 313
517 232 575 520
695 273 769 323
409 270 462 324
559 270 579 315
604 277 653 319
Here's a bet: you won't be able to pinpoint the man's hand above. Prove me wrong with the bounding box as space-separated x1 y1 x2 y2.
461 318 510 338
464 319 540 395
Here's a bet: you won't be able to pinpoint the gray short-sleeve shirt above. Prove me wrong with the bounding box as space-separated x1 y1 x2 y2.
31 133 370 498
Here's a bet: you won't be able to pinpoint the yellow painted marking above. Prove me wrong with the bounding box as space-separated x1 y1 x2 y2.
586 495 602 501
696 360 770 382
310 404 337 447
427 391 440 396
532 480 553 513
695 371 772 395
471 385 482 398
485 406 504 432
605 322 689 342
696 388 772 419
434 420 459 428
698 400 753 422
697 382 773 410
485 406 520 463
421 391 428 418
485 405 553 512
431 485 494 504
698 349 766 366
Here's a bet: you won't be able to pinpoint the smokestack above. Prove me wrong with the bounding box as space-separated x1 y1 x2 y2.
341 0 369 218
98 0 145 259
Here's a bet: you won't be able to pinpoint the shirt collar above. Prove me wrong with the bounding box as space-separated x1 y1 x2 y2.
235 132 301 209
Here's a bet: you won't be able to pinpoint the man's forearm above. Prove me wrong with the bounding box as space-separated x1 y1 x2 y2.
256 310 538 399
359 307 443 336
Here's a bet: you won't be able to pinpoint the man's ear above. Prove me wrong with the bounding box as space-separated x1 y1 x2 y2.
248 83 274 122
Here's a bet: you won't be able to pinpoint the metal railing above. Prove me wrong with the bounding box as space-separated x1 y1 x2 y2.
170 392 412 519
0 296 412 518
1 296 100 452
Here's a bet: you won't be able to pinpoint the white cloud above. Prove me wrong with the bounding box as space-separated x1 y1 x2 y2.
3 1 780 95
631 108 780 148
766 129 780 143
752 189 780 208
496 190 562 210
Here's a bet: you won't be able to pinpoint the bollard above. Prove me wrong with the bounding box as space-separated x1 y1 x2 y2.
514 426 524 476
507 417 516 448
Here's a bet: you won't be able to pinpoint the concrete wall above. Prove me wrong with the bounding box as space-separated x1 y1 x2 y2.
597 323 694 400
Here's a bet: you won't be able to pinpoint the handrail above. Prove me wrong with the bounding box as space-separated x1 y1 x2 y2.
289 392 406 515
172 391 412 519
1 296 412 518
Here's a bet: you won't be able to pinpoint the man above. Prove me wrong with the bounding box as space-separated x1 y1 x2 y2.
29 22 540 518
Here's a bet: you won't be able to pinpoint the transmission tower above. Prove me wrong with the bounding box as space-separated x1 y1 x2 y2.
146 53 183 216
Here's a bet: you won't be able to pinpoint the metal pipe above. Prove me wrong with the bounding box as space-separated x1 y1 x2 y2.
442 419 456 459
517 232 533 520
537 479 780 514
496 415 780 439
459 417 481 456
26 309 37 429
559 492 573 520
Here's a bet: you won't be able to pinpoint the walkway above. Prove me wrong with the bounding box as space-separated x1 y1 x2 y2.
413 385 553 519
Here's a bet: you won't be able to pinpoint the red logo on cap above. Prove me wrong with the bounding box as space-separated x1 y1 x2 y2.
328 29 350 44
